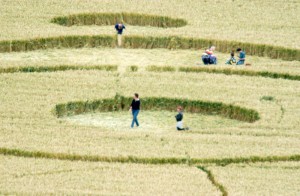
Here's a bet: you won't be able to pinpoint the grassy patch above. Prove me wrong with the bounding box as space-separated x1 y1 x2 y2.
146 65 176 72
51 12 188 28
1 147 299 166
0 65 117 74
179 66 300 81
0 35 116 52
128 65 138 72
260 96 275 101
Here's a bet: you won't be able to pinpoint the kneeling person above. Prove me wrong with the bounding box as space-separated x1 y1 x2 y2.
175 106 189 131
236 48 246 65
225 51 236 65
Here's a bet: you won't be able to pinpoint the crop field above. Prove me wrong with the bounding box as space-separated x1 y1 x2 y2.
0 0 299 195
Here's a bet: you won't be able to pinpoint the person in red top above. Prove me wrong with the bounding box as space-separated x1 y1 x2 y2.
201 46 217 65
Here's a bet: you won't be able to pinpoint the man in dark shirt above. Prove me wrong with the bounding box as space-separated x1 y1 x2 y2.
175 106 189 131
115 22 126 47
130 93 140 128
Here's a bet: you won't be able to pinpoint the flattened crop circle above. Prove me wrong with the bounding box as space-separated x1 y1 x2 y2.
51 12 188 28
55 96 260 123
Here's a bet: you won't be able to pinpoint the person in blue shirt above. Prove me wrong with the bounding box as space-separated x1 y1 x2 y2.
236 48 246 65
115 22 126 47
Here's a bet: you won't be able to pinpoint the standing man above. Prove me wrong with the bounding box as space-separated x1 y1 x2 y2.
130 93 140 128
236 48 246 65
115 22 126 47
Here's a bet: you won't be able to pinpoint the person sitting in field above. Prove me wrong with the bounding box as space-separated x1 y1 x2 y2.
236 48 246 65
201 46 217 65
225 51 236 65
115 22 126 47
175 106 189 131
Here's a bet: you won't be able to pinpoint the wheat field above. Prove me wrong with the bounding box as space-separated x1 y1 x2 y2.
1 0 300 48
0 48 300 74
0 0 299 195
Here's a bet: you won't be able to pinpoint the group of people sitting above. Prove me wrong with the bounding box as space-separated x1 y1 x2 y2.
201 46 246 65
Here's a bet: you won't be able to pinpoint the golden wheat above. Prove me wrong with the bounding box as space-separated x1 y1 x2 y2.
0 0 299 194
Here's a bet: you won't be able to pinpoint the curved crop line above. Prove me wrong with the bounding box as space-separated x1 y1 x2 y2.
0 35 299 61
0 65 117 74
54 95 260 122
178 66 300 81
14 166 103 178
1 64 298 82
0 147 299 166
146 65 300 81
51 12 188 28
146 65 176 72
15 169 75 178
197 166 228 196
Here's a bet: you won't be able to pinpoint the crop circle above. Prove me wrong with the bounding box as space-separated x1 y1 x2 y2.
51 12 188 28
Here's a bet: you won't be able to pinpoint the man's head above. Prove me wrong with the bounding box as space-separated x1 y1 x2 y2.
134 93 139 99
210 46 216 51
236 48 242 53
177 106 183 112
231 51 235 57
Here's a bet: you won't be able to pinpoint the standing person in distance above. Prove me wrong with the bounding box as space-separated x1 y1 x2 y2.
115 22 126 47
175 106 189 131
130 93 140 128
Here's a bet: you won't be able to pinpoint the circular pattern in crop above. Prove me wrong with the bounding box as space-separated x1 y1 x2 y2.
55 96 260 123
1 4 300 195
51 12 188 28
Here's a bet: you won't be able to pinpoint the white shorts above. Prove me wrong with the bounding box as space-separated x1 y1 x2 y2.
176 121 183 128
